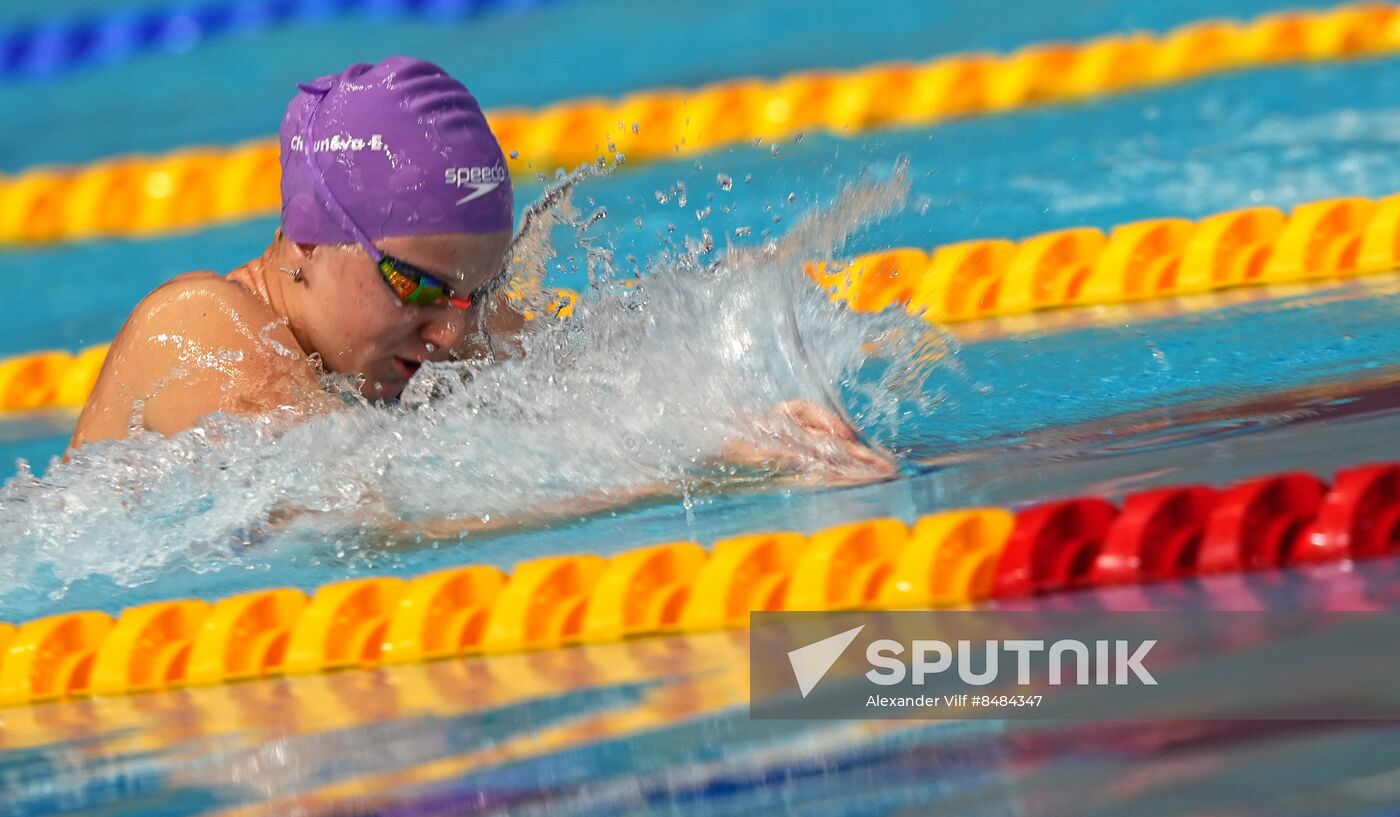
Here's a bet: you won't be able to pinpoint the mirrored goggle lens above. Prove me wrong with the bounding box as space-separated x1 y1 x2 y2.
403 280 449 305
382 259 474 309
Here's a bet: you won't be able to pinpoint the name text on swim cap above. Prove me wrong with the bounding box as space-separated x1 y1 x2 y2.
289 133 386 153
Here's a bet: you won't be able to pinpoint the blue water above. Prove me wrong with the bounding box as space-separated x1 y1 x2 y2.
0 0 1343 170
3 1 1400 815
8 1 1400 369
5 16 1400 616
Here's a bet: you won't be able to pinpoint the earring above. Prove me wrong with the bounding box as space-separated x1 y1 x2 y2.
281 266 304 283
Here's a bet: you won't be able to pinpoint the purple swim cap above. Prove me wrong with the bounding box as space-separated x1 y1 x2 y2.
279 56 513 251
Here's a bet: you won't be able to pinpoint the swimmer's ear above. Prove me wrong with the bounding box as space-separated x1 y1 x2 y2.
273 229 314 253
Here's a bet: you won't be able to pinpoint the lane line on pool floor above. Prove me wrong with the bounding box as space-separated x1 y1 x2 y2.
2 189 1397 414
1 1 1398 247
0 456 1395 707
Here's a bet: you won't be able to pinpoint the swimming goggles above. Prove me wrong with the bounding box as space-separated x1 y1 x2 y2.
376 255 477 310
297 80 491 311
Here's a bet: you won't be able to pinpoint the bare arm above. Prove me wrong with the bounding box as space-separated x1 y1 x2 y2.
72 274 339 449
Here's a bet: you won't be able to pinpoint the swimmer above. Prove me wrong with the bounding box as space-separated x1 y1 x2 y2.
71 56 893 491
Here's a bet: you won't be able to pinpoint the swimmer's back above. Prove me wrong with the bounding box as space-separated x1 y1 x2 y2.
72 272 330 450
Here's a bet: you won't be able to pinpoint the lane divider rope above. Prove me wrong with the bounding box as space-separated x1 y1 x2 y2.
816 194 1400 322
2 190 1397 413
1 1 1398 247
0 0 561 84
0 458 1395 706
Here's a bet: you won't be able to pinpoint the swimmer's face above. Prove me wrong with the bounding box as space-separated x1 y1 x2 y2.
296 231 512 399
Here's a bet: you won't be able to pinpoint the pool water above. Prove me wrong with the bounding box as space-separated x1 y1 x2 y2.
3 0 1400 814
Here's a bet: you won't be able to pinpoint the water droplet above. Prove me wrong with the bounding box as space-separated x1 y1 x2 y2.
631 122 641 133
717 173 733 192
509 150 520 159
695 206 711 221
744 174 752 183
794 132 805 143
786 192 797 204
770 144 780 157
734 226 751 237
655 191 668 204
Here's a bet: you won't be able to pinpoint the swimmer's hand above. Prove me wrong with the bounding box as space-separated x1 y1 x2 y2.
714 399 898 486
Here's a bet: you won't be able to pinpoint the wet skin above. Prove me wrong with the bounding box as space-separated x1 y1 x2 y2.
70 228 896 488
71 230 516 449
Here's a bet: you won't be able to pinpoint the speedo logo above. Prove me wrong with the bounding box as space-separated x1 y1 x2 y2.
446 165 508 205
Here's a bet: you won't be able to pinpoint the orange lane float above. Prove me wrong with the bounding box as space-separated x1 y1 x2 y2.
5 2 1400 247
8 187 1400 415
822 192 1400 324
1 456 1398 707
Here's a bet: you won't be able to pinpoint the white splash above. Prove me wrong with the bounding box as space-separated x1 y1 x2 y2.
0 161 947 601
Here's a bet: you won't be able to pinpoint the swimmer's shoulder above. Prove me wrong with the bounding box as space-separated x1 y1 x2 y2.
72 272 317 447
111 271 308 360
127 271 277 332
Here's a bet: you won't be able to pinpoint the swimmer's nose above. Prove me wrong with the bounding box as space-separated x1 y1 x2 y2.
419 311 468 357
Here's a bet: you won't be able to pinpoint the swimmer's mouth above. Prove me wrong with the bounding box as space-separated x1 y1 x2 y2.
392 357 422 380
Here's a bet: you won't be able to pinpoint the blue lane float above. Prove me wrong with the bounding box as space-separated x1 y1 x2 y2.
0 0 557 82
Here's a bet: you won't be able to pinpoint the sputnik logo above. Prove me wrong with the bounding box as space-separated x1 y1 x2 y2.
787 625 864 698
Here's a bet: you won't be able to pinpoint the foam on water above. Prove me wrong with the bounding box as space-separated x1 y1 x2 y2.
0 161 945 602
